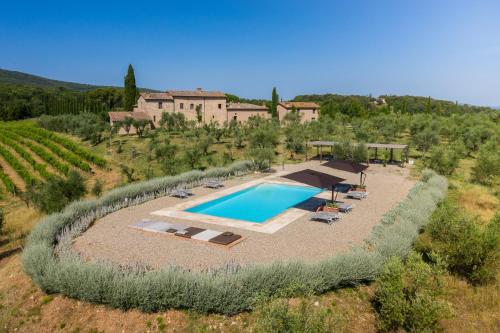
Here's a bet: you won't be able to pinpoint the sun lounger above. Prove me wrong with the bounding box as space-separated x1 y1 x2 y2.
311 212 339 225
345 191 368 199
129 220 243 247
177 188 194 196
208 232 242 246
175 227 205 238
333 201 354 213
171 189 189 198
205 180 224 189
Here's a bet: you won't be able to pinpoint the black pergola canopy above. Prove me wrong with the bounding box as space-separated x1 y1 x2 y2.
321 159 368 174
322 159 368 187
283 169 345 190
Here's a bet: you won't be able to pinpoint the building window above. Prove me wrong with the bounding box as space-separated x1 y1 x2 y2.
153 116 156 122
218 104 222 109
312 117 316 121
233 114 237 120
180 103 184 109
158 102 163 109
212 115 215 119
297 109 301 112
312 109 316 114
190 103 194 110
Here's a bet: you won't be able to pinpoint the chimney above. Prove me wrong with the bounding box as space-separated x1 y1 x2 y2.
196 87 203 92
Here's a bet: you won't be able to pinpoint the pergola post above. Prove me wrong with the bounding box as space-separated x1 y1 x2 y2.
390 148 394 162
320 146 323 162
375 147 378 160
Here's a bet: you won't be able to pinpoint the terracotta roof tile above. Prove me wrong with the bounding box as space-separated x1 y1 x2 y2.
227 102 268 111
279 101 320 109
140 92 173 100
166 89 225 98
108 112 150 122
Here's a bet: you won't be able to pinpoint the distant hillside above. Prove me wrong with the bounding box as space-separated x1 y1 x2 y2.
0 68 102 91
0 68 158 92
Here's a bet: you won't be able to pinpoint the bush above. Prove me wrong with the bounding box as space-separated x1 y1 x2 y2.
22 167 446 314
28 171 87 213
423 201 499 285
472 141 499 186
253 298 344 333
0 208 4 234
374 252 448 332
427 145 459 175
91 180 103 197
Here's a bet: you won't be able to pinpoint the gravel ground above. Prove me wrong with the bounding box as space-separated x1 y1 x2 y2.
73 162 415 271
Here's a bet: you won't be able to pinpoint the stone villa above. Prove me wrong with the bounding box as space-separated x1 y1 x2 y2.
108 88 319 133
277 101 320 123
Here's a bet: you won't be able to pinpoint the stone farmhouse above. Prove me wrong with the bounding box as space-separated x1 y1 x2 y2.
277 101 320 123
108 88 319 133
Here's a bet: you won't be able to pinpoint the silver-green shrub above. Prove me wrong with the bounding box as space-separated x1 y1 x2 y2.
22 166 447 315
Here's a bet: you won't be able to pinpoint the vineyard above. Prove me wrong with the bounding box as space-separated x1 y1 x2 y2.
0 122 107 198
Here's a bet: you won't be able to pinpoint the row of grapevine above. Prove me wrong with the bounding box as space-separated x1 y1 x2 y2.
2 130 70 176
0 135 52 180
0 144 36 186
0 165 18 195
23 126 107 168
7 127 92 172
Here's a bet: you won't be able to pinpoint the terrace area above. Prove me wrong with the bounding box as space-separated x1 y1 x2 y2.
73 161 415 271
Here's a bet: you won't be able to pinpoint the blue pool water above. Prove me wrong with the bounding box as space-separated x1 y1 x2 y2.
185 183 322 223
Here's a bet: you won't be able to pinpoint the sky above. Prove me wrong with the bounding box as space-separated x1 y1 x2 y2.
1 0 499 106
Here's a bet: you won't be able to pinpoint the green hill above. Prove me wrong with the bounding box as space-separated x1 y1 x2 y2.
0 68 102 91
0 68 158 92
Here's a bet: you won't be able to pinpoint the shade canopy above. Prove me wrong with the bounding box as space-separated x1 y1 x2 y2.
321 159 368 174
283 169 345 190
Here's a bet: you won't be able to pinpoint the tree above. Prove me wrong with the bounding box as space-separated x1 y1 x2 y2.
0 208 4 234
248 124 279 169
124 64 138 111
122 116 134 134
271 87 279 118
412 127 439 155
428 145 459 175
155 139 179 175
28 171 86 213
472 142 500 186
195 104 203 123
132 119 150 138
284 123 305 159
91 179 103 196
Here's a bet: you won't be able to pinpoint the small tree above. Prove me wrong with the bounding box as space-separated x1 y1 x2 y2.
195 104 203 123
133 119 150 138
472 142 499 186
122 117 134 134
270 87 279 118
428 145 459 175
0 208 4 234
28 171 87 213
284 124 306 160
124 64 138 111
352 143 368 163
91 179 103 196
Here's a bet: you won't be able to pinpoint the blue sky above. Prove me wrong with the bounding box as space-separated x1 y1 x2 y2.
1 0 499 106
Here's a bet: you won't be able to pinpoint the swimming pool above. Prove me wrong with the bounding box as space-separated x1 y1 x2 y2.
185 183 322 223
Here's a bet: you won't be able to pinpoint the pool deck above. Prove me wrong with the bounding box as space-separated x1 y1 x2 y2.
73 161 415 271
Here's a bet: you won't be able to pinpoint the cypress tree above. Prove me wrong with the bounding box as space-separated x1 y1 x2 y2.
271 87 279 118
124 64 138 111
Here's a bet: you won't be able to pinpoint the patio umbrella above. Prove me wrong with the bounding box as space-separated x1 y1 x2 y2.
321 159 368 186
283 169 345 202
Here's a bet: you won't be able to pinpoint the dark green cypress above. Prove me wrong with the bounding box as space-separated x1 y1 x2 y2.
124 64 138 111
271 87 279 118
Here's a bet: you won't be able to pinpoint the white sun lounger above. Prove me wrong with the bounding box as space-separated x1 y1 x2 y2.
311 212 340 225
171 189 190 198
345 191 368 199
205 180 224 189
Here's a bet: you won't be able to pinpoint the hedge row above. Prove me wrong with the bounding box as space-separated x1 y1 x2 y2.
0 135 52 180
22 126 107 168
8 127 92 172
22 166 447 315
0 165 18 195
0 143 36 186
2 130 70 176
